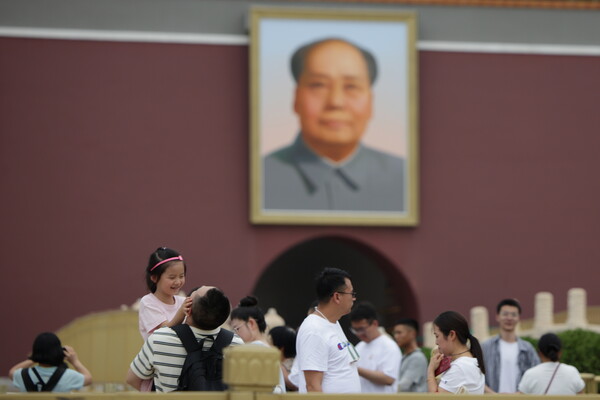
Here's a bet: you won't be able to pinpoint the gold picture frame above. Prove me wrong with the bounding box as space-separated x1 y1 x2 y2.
250 7 419 226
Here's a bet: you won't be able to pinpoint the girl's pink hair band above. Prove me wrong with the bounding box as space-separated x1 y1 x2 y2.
150 255 183 271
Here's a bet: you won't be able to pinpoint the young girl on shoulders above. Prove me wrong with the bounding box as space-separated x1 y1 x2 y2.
139 247 192 340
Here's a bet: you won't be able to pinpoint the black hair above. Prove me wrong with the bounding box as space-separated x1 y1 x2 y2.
433 311 485 375
315 267 352 302
230 295 267 333
290 38 378 85
349 301 378 323
190 287 231 330
145 247 186 293
538 333 561 362
269 326 297 358
395 318 420 334
496 298 522 315
29 332 66 367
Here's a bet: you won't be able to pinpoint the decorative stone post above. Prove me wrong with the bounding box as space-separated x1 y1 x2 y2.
567 288 588 329
470 306 489 342
223 344 280 392
534 291 553 337
423 321 435 348
265 307 285 330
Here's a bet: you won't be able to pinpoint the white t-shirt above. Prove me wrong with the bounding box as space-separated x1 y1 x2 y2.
296 314 360 393
498 339 519 393
438 357 485 394
355 334 402 393
518 362 585 395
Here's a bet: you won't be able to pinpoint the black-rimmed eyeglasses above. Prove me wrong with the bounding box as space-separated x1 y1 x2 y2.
336 291 357 298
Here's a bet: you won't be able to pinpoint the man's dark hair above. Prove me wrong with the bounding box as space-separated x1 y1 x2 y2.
496 298 522 315
395 318 419 334
349 301 378 323
290 38 378 85
190 288 231 330
315 267 351 302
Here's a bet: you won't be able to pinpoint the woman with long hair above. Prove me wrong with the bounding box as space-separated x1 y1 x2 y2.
427 311 485 393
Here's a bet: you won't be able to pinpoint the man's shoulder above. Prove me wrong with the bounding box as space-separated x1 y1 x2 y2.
148 326 181 343
482 335 500 348
264 144 296 167
360 145 405 167
516 337 536 351
376 333 401 350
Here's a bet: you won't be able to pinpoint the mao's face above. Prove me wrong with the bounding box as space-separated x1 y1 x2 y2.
294 40 373 155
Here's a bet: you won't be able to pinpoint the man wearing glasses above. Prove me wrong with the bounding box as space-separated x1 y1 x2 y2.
295 267 360 393
349 302 401 393
482 298 540 393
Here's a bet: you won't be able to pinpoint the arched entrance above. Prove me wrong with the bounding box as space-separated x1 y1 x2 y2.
253 236 417 340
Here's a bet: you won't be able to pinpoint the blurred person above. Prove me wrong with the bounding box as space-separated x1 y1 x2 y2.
264 38 405 212
482 298 540 393
127 286 242 392
230 296 286 393
296 267 360 393
9 332 92 392
393 318 427 392
518 333 585 394
349 301 401 393
427 311 485 394
269 326 298 391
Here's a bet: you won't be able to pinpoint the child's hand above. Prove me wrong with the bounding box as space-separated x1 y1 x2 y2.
182 296 193 316
63 345 79 364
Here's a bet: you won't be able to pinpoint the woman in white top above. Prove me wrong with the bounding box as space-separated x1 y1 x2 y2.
518 333 585 394
230 296 286 393
427 311 486 394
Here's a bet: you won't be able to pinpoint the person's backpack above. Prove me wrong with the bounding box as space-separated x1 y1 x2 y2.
21 366 66 392
172 324 234 391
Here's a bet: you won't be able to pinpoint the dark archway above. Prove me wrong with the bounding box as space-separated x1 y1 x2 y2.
252 236 417 341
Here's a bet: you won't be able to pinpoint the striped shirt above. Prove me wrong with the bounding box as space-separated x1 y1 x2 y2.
130 325 243 392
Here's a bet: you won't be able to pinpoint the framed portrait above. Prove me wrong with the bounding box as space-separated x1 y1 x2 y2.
250 7 419 226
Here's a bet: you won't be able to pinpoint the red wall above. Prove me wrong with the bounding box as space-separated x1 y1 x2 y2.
1 37 599 374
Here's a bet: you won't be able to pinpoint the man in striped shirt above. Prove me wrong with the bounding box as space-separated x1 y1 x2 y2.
126 286 243 392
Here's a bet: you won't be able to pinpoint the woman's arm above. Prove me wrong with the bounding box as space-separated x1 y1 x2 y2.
427 349 451 393
64 346 92 386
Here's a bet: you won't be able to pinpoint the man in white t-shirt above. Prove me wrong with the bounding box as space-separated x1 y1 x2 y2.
482 298 540 393
296 268 361 393
349 302 401 393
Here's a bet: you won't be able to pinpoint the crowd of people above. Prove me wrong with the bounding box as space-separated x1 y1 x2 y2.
8 247 587 394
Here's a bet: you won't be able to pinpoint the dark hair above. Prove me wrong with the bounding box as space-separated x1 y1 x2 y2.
395 318 420 334
315 267 351 302
29 332 65 366
349 301 378 323
145 247 186 293
230 296 267 333
290 38 378 85
433 311 485 375
538 333 561 362
190 288 231 330
269 326 297 358
496 298 522 315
